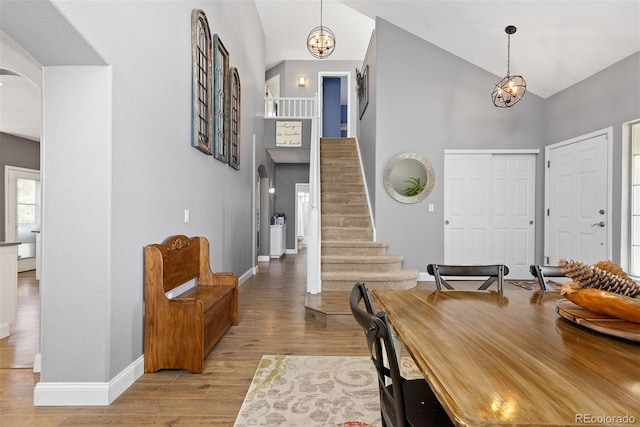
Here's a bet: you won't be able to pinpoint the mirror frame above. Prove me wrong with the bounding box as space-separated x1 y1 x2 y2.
383 152 435 204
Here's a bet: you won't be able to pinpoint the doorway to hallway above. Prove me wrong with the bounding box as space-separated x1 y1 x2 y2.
4 166 40 273
318 72 351 138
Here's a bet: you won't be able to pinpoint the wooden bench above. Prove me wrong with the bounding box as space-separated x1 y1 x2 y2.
144 234 238 373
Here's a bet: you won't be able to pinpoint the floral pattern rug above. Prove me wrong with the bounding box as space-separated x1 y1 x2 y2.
234 355 421 427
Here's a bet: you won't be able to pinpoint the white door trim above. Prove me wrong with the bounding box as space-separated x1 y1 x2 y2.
544 127 613 265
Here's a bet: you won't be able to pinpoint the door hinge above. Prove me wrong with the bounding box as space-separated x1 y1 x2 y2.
547 160 550 168
545 256 550 264
547 208 550 216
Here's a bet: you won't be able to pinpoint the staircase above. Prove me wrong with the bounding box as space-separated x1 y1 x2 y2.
319 138 418 291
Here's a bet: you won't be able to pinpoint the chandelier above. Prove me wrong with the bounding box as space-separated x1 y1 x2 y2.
307 0 335 59
491 25 526 108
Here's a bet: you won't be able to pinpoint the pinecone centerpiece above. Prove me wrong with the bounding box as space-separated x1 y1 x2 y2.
558 259 640 298
557 259 640 323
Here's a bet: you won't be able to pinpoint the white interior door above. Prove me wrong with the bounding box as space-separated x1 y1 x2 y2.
444 154 493 264
444 152 536 278
490 155 536 278
545 130 610 265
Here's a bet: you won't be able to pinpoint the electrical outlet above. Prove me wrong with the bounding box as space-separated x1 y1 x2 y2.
429 204 434 212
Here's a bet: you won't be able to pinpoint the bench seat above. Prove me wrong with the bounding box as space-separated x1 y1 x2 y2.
176 285 235 312
144 235 238 374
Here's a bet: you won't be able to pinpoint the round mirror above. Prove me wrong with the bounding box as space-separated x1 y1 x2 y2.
383 152 435 203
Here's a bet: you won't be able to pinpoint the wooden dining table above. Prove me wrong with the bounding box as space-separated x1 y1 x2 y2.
372 289 640 427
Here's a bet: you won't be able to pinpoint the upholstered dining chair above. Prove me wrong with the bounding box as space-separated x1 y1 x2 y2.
529 265 566 291
426 264 509 291
350 283 453 427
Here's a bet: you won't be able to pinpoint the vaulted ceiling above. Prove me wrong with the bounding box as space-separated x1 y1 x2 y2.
256 0 640 98
2 1 639 142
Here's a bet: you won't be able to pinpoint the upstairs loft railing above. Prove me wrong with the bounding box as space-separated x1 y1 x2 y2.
264 95 321 294
264 97 315 119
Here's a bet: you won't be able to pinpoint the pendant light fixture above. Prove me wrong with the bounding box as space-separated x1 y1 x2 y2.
491 25 526 108
307 0 335 59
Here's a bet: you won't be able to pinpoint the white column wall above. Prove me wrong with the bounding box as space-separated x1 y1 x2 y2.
40 66 112 382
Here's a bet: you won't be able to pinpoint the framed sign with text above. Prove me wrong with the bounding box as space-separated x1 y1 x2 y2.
275 121 302 147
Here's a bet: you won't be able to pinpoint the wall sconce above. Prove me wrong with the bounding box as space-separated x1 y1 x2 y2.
298 77 306 87
269 187 275 195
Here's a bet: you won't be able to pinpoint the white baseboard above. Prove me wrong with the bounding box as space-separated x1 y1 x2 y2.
33 353 41 373
34 355 144 406
285 249 297 255
417 272 431 282
257 255 270 262
0 322 9 339
238 268 253 285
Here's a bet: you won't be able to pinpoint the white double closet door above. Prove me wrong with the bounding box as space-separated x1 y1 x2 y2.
444 151 537 279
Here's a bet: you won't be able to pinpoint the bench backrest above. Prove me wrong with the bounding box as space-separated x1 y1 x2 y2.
146 235 209 294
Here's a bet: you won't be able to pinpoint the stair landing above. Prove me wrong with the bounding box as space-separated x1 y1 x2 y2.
304 291 354 329
305 281 439 328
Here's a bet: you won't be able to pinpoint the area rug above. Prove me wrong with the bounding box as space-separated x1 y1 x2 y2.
233 355 421 427
508 280 563 291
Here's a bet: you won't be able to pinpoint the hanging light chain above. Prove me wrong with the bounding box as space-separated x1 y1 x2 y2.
506 32 511 77
491 25 526 108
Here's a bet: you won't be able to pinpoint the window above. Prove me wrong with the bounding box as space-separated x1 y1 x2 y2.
191 9 213 155
228 67 241 170
16 177 40 259
631 122 640 276
213 34 229 163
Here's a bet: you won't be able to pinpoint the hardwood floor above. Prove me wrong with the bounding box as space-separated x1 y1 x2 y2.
0 254 372 426
1 256 528 425
0 270 39 369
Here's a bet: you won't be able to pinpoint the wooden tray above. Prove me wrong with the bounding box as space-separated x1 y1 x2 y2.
556 299 640 342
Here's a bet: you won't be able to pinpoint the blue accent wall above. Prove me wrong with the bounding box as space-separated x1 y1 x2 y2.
322 77 341 137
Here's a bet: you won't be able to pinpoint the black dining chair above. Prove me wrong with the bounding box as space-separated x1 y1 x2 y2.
426 264 509 291
350 283 453 427
529 264 565 291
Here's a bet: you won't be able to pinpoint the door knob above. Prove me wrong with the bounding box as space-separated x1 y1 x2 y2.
590 221 605 227
444 220 450 225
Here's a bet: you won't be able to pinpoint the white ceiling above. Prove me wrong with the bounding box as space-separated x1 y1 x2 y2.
0 71 41 142
257 0 640 98
2 1 639 143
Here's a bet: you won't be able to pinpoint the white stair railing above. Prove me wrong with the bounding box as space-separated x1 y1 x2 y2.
264 97 315 119
306 94 321 294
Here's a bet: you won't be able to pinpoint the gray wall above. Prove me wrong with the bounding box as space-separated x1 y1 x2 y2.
358 31 377 218
273 163 310 248
0 132 40 240
545 52 640 263
371 18 546 270
1 0 268 387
